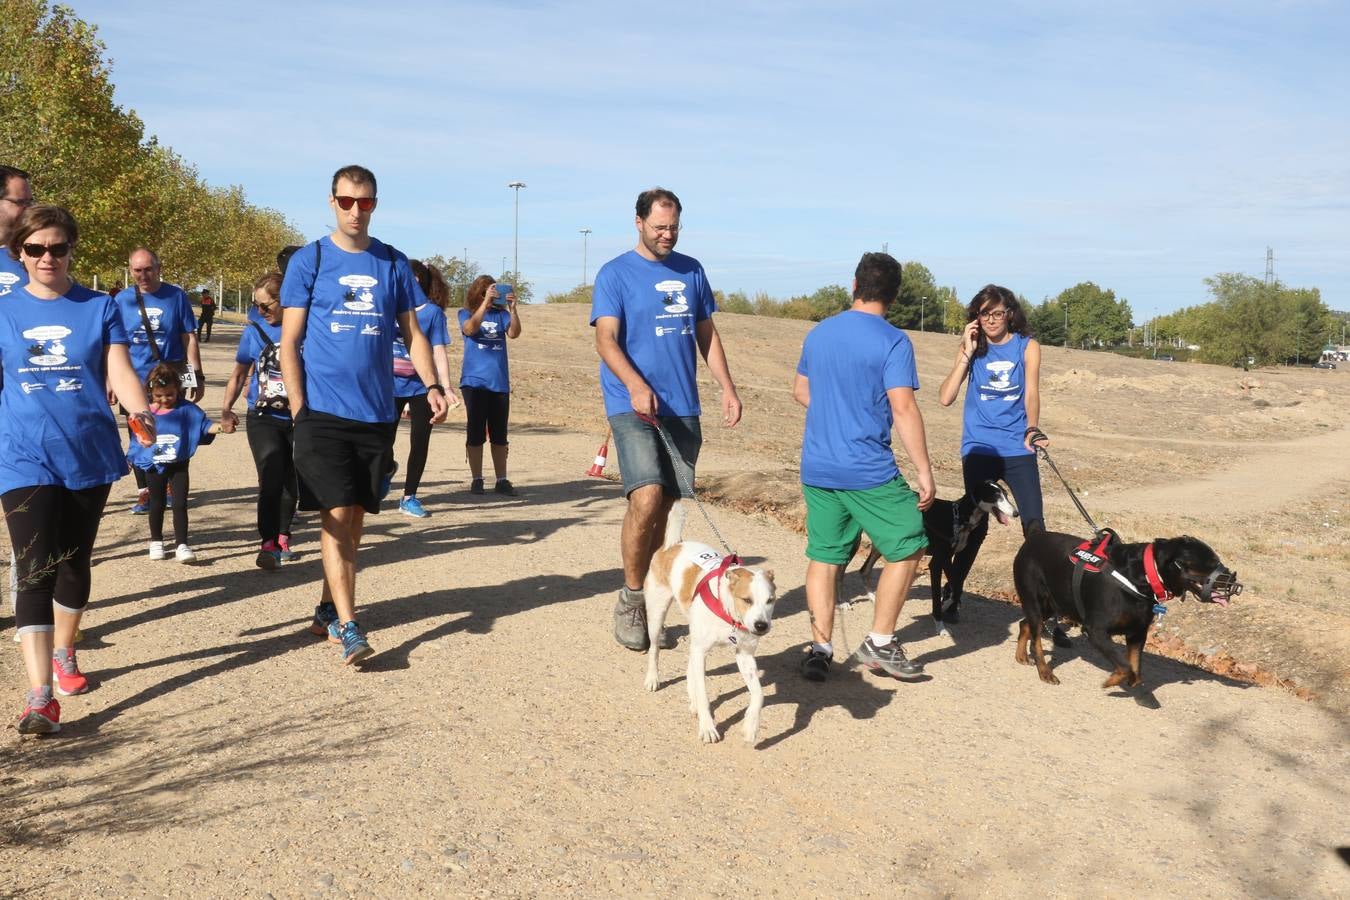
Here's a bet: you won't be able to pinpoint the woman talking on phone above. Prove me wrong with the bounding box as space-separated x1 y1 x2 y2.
459 275 521 496
939 283 1049 544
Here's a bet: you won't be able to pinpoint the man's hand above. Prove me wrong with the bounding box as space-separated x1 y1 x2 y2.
221 409 240 432
188 384 205 403
915 469 936 511
722 386 742 427
628 382 657 418
427 389 449 424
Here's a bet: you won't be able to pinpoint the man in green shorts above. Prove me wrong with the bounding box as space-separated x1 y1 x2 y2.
792 252 936 681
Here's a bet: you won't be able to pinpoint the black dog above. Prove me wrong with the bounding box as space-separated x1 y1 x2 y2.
1012 530 1242 689
841 481 1018 634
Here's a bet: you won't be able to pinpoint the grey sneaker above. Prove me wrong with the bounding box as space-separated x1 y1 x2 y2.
855 636 924 680
612 587 649 651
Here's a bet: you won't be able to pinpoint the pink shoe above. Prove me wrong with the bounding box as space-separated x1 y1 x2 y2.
52 648 89 696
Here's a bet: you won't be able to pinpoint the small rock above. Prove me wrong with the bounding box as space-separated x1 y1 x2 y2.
317 873 335 888
400 859 414 873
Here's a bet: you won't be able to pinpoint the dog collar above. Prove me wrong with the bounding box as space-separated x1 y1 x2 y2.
695 554 748 633
1143 543 1172 603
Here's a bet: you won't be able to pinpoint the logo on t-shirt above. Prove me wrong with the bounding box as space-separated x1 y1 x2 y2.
330 322 356 334
655 279 688 313
0 272 19 297
980 360 1020 401
360 323 381 336
56 378 82 392
339 275 377 311
22 325 71 366
152 433 181 464
21 381 44 393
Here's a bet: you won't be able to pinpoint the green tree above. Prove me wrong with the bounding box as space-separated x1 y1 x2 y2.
424 254 482 307
492 269 533 304
807 284 850 321
544 284 593 304
1028 298 1066 345
886 261 937 330
716 289 754 314
1056 282 1132 347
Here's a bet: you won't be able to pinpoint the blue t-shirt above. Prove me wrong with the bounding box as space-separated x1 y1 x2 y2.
0 284 130 492
457 307 512 394
962 333 1033 458
589 250 715 417
114 283 196 380
235 318 290 421
0 252 27 300
394 302 450 398
796 311 920 490
280 236 417 423
127 401 215 472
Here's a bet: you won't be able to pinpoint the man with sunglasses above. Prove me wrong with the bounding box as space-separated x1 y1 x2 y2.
591 187 742 652
280 164 448 666
111 247 205 513
0 166 34 300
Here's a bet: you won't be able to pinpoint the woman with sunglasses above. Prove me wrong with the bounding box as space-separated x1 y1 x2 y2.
222 273 300 569
1 205 154 734
938 285 1050 616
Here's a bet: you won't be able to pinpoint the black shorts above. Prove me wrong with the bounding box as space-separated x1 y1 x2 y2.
292 408 396 514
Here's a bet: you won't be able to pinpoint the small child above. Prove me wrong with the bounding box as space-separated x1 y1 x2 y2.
128 362 233 562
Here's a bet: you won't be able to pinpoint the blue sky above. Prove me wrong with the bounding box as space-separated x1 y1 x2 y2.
80 1 1348 317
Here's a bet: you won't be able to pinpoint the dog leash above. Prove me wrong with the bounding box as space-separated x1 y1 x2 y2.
1036 445 1100 534
634 412 736 557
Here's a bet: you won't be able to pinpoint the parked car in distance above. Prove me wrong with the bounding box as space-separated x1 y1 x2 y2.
1312 360 1336 369
1157 355 1175 361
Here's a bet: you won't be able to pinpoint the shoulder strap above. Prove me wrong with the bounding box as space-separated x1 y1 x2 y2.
249 320 275 349
134 286 164 362
303 239 322 305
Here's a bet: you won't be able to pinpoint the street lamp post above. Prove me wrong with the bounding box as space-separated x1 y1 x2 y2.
580 228 592 286
507 180 526 285
919 296 927 332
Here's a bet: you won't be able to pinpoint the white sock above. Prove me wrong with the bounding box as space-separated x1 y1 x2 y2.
868 631 892 647
811 641 833 656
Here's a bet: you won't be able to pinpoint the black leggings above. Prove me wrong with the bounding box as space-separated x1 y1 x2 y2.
2 483 111 633
395 393 433 497
247 413 298 542
461 386 509 447
145 461 190 544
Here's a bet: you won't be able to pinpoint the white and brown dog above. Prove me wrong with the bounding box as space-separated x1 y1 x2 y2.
643 504 777 744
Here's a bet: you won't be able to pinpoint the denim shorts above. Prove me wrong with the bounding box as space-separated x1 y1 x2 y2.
608 413 701 498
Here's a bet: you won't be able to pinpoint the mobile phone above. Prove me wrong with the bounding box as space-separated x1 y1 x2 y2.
494 284 513 307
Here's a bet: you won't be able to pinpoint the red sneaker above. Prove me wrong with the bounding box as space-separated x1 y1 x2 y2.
52 649 90 696
17 694 60 734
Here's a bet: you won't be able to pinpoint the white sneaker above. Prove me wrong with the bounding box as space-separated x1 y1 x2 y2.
148 541 165 560
175 544 196 563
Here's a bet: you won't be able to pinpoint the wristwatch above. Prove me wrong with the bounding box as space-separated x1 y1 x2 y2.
427 383 447 397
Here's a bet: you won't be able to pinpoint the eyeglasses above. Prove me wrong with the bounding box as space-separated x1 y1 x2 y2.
647 224 679 235
978 308 1007 322
2 196 34 209
21 242 71 259
333 195 376 212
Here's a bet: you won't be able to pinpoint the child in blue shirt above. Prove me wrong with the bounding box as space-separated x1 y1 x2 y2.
128 362 233 562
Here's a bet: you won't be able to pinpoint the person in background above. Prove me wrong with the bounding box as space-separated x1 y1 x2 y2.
1 205 154 733
394 260 459 517
459 274 521 496
222 273 300 569
196 288 216 342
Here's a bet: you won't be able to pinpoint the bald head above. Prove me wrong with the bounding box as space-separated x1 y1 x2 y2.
129 247 162 292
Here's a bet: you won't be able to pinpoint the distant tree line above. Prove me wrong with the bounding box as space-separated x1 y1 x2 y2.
1 0 302 289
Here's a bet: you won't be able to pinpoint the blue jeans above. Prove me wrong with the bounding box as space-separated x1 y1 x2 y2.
608 413 701 498
962 452 1044 535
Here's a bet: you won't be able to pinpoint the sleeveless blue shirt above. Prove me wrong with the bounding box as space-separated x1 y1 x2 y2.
961 333 1033 458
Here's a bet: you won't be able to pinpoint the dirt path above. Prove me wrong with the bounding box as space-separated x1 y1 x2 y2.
1 331 1346 896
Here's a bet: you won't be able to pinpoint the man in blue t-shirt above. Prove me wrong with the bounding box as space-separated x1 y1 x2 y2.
279 164 449 667
590 187 743 652
0 165 32 301
112 247 206 513
793 252 936 683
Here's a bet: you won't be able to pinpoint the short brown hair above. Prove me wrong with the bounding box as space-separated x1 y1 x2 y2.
331 164 376 196
7 204 78 261
146 361 181 393
253 271 283 300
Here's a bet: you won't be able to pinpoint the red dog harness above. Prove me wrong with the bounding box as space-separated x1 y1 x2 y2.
1067 531 1172 623
695 553 748 633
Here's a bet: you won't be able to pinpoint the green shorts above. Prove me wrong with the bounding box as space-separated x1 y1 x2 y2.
803 477 928 565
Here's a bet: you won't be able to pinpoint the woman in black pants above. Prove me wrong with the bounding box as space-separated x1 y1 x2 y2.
393 261 459 518
1 205 154 733
459 275 522 495
222 272 298 569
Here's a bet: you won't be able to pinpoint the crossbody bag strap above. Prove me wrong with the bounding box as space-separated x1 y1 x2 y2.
249 320 275 349
134 286 164 362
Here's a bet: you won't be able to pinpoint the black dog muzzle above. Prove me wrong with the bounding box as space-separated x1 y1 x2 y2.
1199 567 1243 604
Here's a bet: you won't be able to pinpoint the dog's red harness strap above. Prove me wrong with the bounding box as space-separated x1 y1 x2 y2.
696 554 748 632
1143 543 1172 603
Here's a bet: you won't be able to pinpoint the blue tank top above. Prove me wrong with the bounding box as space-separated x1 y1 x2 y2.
961 333 1033 458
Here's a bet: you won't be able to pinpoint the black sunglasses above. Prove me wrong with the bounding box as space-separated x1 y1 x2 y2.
333 195 376 212
22 242 71 259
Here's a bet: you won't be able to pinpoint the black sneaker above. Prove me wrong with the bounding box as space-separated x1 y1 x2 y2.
470 478 485 495
855 636 924 680
494 479 517 496
799 647 832 682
